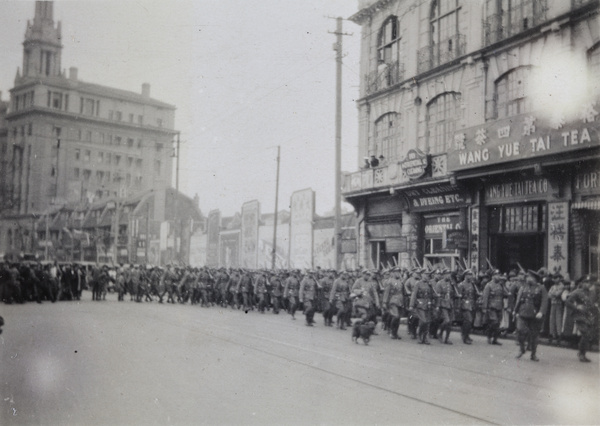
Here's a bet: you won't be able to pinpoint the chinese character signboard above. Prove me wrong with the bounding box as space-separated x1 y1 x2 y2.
547 202 568 275
241 200 260 269
448 110 600 172
289 188 314 269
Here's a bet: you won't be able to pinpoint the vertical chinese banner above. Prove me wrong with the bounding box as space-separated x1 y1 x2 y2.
469 207 479 272
241 200 259 269
547 202 569 274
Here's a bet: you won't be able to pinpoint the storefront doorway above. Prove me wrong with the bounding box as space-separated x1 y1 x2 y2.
490 234 544 272
487 203 546 273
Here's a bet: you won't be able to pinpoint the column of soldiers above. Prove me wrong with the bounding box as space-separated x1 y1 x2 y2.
1 258 598 362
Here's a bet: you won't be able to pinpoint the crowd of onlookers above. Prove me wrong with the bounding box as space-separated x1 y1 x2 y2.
1 259 598 361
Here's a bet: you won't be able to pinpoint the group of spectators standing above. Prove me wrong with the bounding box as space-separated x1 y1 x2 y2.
1 259 598 362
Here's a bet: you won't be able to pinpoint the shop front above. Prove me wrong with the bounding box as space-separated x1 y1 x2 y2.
571 166 600 278
364 195 405 269
403 184 471 270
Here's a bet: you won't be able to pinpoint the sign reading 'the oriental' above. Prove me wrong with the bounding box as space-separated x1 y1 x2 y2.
447 106 600 172
401 149 428 179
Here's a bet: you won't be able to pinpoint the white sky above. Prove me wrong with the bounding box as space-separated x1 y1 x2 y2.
0 0 362 217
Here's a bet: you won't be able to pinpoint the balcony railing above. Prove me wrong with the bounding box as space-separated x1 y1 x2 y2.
364 60 405 96
484 0 548 45
418 34 466 74
342 153 448 195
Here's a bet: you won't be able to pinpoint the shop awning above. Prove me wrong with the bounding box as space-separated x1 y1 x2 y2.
572 199 600 210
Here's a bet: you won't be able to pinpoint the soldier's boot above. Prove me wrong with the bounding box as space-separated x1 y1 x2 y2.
390 318 400 339
444 328 453 345
516 336 526 358
492 328 502 345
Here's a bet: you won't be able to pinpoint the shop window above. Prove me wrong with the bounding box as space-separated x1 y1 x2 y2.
495 66 531 119
489 203 546 233
374 112 403 162
426 92 461 154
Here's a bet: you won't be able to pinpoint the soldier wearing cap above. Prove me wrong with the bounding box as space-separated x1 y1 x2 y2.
409 270 435 344
299 270 319 326
435 270 457 344
330 270 352 330
351 269 381 326
269 271 284 314
513 270 549 361
404 268 421 339
383 267 405 340
319 270 335 326
457 269 478 344
284 270 301 319
482 270 508 345
565 276 598 362
254 270 269 313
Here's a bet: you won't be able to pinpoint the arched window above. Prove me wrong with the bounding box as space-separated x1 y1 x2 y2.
374 112 403 162
427 92 461 154
378 16 400 64
495 66 531 119
426 0 463 70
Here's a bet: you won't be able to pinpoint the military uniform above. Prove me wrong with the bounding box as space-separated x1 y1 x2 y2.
284 272 300 319
409 275 435 344
330 273 351 329
299 273 318 326
435 274 456 344
482 272 507 345
404 271 420 339
457 271 478 344
319 273 335 326
254 272 269 313
565 278 597 362
351 271 381 325
513 271 549 361
382 269 404 339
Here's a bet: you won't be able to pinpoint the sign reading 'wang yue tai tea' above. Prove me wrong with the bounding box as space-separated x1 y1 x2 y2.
447 107 600 172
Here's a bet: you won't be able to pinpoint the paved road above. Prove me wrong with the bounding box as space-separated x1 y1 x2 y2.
0 292 598 425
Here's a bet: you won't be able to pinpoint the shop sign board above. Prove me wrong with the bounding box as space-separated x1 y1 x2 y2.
424 214 461 237
405 184 470 212
289 189 315 269
573 170 600 196
206 210 221 267
448 109 600 172
401 149 429 179
547 202 569 275
444 229 468 250
484 177 554 205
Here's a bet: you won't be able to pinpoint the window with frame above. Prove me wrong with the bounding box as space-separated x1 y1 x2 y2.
374 112 403 162
430 0 462 67
427 92 462 154
489 203 546 233
495 66 531 119
378 16 400 64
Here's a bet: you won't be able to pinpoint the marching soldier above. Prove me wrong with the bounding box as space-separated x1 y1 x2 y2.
254 270 269 313
564 276 598 362
382 267 404 340
270 271 284 314
319 270 335 326
435 270 457 344
457 269 478 344
482 271 507 345
404 269 420 339
410 270 435 345
351 270 381 326
330 270 351 330
299 271 318 326
513 270 549 361
284 270 300 320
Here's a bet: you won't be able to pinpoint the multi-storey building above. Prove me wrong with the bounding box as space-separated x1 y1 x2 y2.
343 0 600 278
1 1 176 215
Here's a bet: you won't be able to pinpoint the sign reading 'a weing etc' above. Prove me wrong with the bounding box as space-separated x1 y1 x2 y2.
401 149 429 179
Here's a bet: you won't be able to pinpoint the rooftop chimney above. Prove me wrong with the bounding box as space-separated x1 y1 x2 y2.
142 83 151 98
69 67 78 80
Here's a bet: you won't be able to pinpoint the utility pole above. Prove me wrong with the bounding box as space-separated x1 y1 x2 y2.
271 145 280 269
171 132 180 264
330 17 351 271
